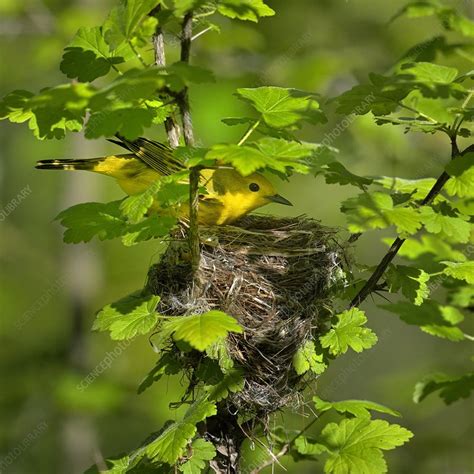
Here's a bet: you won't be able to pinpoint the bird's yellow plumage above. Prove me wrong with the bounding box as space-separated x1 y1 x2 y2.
35 137 292 225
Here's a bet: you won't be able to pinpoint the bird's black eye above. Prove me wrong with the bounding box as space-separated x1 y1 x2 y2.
249 182 260 192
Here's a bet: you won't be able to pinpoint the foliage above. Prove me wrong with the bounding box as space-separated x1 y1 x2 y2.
413 371 474 404
293 397 412 474
319 308 378 355
2 0 473 472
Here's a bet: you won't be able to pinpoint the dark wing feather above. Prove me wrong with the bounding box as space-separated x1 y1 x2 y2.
112 136 185 176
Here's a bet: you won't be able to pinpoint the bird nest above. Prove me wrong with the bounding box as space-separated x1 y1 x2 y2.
146 215 346 416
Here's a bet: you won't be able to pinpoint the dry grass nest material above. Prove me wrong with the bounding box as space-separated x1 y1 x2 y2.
147 215 346 415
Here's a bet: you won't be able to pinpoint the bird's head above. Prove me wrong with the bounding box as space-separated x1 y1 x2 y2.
241 172 293 210
209 168 293 222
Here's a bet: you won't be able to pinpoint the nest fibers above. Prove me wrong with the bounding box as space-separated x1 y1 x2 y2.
147 215 345 415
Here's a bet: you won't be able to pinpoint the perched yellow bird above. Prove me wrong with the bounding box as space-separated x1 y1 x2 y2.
35 137 292 225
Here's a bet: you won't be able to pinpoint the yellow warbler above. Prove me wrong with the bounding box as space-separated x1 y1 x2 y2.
35 137 292 225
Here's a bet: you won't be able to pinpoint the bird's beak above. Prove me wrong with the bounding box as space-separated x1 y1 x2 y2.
267 194 293 206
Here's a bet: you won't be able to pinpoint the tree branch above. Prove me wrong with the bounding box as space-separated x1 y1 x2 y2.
178 11 200 274
349 135 462 308
151 5 180 148
178 12 195 146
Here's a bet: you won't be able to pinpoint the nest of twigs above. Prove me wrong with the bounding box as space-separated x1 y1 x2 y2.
147 215 345 416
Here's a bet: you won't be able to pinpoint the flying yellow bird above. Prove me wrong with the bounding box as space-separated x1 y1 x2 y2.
35 137 292 225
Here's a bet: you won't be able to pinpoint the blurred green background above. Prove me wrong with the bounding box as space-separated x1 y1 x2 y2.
1 0 473 472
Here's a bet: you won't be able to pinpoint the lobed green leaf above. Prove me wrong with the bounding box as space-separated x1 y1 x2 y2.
93 292 161 340
313 397 401 419
414 371 474 405
320 308 378 356
162 310 243 351
236 86 326 129
217 0 275 22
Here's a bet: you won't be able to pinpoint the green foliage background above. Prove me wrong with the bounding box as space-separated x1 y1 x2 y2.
0 0 472 472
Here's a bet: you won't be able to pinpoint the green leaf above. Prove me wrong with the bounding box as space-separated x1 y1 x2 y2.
122 215 177 246
120 190 156 224
397 35 453 63
375 176 437 200
391 2 474 38
386 207 423 235
138 353 182 394
414 372 474 405
293 340 327 375
323 162 373 188
341 192 393 233
236 87 326 128
145 398 217 464
400 62 458 84
313 397 401 419
420 325 466 341
441 261 474 285
335 62 467 124
419 206 471 243
319 418 413 474
0 84 92 139
56 200 175 245
381 301 465 341
335 83 408 116
445 152 474 198
387 234 466 262
60 26 130 82
0 90 34 122
405 93 455 124
93 293 160 340
167 62 215 90
118 174 186 226
448 285 474 308
179 438 216 474
385 265 431 306
173 0 208 17
390 2 438 22
206 368 244 402
104 0 161 49
84 454 135 473
56 201 126 243
85 107 156 140
206 143 309 176
341 192 422 234
90 68 167 105
217 0 275 22
206 144 272 176
294 436 328 457
206 340 234 372
320 308 378 356
155 179 190 207
255 137 318 160
162 310 243 351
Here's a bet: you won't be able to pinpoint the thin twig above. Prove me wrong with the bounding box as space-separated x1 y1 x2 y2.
238 119 261 146
252 412 327 473
349 134 462 308
192 26 214 41
151 5 181 148
129 40 148 67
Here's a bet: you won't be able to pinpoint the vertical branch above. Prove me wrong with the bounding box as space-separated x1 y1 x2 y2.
179 12 195 145
151 5 180 148
349 135 461 308
179 11 200 273
151 7 200 272
188 166 201 274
